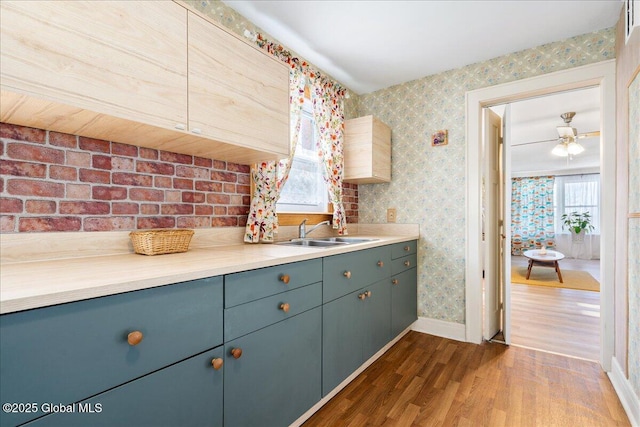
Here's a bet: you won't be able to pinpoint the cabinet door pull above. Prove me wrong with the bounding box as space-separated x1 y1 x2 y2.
392 279 399 285
358 293 366 300
377 260 384 267
279 302 290 313
279 274 290 284
191 128 202 134
127 330 143 346
404 260 411 267
211 358 224 370
404 245 410 251
231 348 243 359
366 290 372 298
174 123 186 131
343 271 352 279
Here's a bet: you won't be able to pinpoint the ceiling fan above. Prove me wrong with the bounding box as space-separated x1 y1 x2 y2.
511 111 600 158
550 112 600 157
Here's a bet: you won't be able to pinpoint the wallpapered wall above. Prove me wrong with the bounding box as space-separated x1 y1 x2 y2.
353 29 616 323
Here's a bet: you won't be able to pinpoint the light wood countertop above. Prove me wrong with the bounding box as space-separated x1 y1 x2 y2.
1 229 418 314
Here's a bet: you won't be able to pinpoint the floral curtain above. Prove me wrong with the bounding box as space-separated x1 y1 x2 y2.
244 69 306 242
511 176 556 255
309 77 348 234
244 32 349 241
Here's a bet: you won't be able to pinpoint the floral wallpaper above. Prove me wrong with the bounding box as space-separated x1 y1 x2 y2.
354 28 616 323
628 71 640 398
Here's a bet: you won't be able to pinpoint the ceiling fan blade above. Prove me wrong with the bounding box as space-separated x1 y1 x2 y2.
512 138 558 147
576 130 600 139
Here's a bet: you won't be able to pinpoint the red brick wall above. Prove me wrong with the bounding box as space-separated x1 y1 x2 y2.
0 123 359 233
0 123 251 232
343 182 359 224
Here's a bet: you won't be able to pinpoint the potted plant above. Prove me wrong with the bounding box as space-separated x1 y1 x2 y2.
561 211 594 243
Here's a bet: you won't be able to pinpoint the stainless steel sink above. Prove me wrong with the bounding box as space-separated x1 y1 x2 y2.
275 237 378 248
276 239 348 248
312 237 378 244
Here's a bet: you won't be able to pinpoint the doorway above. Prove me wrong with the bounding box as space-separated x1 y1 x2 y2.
465 60 616 371
485 87 603 360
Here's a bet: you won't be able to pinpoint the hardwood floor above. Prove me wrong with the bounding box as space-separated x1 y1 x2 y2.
510 256 601 361
303 331 629 427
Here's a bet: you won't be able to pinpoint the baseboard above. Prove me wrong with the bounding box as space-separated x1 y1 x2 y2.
411 316 467 342
609 357 640 427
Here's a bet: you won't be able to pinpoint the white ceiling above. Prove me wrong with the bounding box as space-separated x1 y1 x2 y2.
492 86 601 176
222 0 622 94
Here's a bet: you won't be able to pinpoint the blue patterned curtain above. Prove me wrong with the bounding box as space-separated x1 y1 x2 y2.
511 176 556 255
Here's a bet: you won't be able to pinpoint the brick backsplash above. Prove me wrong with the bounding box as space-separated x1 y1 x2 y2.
0 123 251 232
0 123 359 233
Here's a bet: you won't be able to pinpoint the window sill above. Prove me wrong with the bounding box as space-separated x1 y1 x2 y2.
277 212 333 226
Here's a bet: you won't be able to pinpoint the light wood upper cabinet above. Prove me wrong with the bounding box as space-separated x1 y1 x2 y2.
187 13 289 159
344 115 391 184
0 1 188 130
0 1 290 164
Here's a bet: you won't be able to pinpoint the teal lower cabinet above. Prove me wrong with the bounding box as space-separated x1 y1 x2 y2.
2 241 417 427
224 307 322 427
391 241 418 338
391 268 418 337
24 347 224 427
0 277 223 427
322 278 391 396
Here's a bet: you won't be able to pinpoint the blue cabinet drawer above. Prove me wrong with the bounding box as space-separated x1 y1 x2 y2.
392 253 417 275
0 277 223 427
323 246 390 303
391 240 417 259
225 281 322 341
225 258 322 308
24 346 224 427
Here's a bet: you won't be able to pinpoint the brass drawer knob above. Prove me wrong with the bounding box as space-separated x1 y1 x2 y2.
127 331 143 346
279 274 290 284
211 358 224 370
344 271 352 279
366 290 372 298
377 261 384 267
392 279 399 285
231 348 243 359
404 260 411 267
404 245 410 251
358 293 366 300
279 302 290 313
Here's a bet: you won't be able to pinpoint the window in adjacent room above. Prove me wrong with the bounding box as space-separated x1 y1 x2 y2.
276 96 329 213
553 173 601 234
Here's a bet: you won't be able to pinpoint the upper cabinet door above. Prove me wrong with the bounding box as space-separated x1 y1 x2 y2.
0 1 188 129
187 13 290 158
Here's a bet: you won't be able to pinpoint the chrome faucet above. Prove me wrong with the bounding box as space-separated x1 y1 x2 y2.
298 219 331 239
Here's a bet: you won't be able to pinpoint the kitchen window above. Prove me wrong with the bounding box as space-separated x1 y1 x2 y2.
277 96 330 215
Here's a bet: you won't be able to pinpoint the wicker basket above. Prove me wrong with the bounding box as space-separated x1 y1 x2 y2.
129 229 194 256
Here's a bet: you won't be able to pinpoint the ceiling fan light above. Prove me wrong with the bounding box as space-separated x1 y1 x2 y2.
552 143 569 157
567 141 584 155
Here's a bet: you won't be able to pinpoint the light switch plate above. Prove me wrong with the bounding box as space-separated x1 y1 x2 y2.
387 208 397 223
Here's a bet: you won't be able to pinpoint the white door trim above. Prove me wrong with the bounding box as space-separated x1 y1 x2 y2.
465 60 616 371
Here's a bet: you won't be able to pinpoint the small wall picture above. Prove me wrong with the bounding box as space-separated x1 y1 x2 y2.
432 129 448 146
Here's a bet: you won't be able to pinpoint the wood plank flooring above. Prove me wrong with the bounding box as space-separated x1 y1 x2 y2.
303 331 630 427
510 256 600 361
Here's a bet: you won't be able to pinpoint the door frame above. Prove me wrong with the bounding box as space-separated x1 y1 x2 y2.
465 60 616 370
